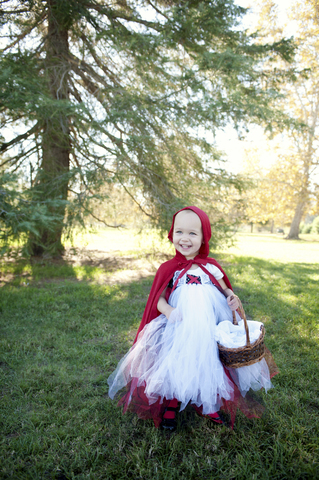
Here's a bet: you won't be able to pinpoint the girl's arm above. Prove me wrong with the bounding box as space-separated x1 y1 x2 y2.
157 288 175 319
218 278 239 311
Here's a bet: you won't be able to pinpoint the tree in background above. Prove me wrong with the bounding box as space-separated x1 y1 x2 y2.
241 144 312 232
0 0 293 255
251 0 319 239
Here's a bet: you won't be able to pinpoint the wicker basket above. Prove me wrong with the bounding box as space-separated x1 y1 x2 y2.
218 297 265 369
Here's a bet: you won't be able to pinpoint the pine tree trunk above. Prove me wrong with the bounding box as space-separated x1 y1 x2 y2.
286 201 305 239
29 0 70 256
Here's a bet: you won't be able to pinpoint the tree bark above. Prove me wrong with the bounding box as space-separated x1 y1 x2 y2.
270 219 274 233
286 201 305 239
29 0 70 255
286 136 313 240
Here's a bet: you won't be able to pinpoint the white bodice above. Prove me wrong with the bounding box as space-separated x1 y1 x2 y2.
171 263 223 288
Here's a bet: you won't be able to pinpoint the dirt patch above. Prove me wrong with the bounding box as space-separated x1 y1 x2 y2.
32 247 171 270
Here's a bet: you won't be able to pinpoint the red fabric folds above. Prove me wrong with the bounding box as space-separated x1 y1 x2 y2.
118 381 170 428
117 352 278 429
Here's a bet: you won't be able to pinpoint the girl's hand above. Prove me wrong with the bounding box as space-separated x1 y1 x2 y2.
168 308 183 323
227 295 239 311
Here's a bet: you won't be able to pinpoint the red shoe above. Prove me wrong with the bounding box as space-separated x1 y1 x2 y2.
160 400 179 432
207 412 225 424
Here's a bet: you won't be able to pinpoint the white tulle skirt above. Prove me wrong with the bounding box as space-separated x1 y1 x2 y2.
108 284 273 413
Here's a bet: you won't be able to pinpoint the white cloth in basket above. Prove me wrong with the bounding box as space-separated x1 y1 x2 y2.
215 319 273 395
215 320 264 348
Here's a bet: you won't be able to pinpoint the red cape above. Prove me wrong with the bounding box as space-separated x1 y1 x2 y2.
134 206 233 341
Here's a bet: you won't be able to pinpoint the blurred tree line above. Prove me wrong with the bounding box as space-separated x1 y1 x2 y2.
240 0 319 238
0 0 294 256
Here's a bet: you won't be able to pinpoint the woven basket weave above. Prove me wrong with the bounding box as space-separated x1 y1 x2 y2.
218 297 265 369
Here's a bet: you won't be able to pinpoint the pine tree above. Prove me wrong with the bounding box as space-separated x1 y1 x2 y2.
0 0 293 255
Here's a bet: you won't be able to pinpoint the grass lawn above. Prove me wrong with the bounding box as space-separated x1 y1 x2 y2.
0 232 319 479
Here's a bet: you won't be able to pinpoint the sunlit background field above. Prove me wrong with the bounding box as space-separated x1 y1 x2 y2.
64 228 319 264
222 233 319 264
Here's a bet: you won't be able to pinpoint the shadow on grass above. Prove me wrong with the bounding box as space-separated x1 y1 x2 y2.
0 248 172 289
217 254 318 320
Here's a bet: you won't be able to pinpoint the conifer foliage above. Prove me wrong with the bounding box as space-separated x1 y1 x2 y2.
0 0 293 255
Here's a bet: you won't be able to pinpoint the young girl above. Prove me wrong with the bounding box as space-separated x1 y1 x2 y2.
108 206 278 430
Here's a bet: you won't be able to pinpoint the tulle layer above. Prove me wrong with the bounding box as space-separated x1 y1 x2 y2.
116 372 268 429
227 358 273 396
109 285 236 414
108 283 278 427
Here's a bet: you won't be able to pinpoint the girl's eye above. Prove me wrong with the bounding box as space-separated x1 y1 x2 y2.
190 232 196 235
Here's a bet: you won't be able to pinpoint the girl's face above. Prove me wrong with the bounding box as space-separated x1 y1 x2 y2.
172 210 203 259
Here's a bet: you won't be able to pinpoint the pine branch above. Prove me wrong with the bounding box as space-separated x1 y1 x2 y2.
75 108 124 150
0 114 25 129
146 0 169 21
68 53 115 92
115 177 153 218
1 10 47 53
68 188 125 227
80 34 121 87
70 125 116 168
84 2 162 32
88 210 125 228
81 135 117 157
10 157 27 174
0 123 41 154
0 9 29 14
69 78 84 103
0 145 38 169
69 61 107 105
3 145 38 173
70 149 96 196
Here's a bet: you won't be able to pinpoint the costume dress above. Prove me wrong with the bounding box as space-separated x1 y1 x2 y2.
108 207 278 427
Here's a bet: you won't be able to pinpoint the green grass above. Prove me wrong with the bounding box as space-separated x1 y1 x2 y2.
0 233 319 479
218 232 319 264
63 227 175 257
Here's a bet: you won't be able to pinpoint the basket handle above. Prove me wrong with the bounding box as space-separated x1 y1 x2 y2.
231 295 250 346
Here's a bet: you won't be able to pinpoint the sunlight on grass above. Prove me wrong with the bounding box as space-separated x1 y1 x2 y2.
63 227 174 257
218 233 319 263
65 228 319 264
